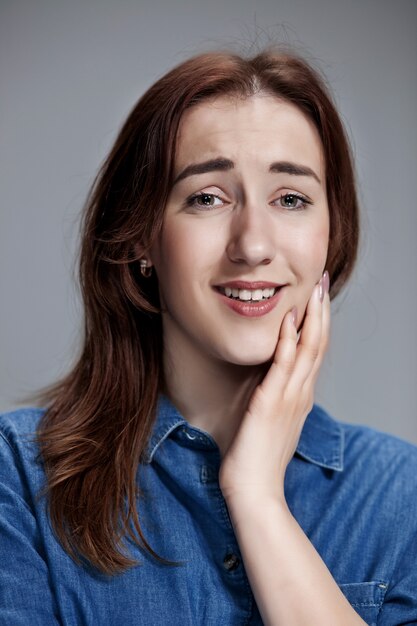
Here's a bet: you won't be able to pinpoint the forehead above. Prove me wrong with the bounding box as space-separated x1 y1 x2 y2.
174 94 325 177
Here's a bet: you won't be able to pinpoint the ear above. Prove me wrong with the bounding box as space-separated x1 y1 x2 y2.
133 243 154 268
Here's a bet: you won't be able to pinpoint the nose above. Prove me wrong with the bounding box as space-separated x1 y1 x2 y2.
226 202 276 267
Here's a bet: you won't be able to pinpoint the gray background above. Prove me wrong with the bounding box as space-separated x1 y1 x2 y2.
1 0 416 443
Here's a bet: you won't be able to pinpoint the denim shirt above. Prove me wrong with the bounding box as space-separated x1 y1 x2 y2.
1 397 417 625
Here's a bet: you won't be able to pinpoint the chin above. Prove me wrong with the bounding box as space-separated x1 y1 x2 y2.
217 341 276 368
231 355 274 368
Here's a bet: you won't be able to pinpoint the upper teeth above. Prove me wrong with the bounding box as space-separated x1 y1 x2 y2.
221 287 277 301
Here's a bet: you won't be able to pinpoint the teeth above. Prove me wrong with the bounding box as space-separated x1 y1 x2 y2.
219 287 278 301
239 290 251 301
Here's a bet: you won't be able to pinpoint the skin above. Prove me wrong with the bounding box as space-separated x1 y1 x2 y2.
147 94 365 624
149 93 330 459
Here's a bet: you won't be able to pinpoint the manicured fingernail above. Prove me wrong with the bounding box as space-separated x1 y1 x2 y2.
322 271 330 296
291 306 298 326
319 278 324 303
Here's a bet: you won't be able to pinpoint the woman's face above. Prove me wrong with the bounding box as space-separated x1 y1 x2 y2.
149 94 330 366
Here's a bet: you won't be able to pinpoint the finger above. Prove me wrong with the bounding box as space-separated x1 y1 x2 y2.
288 281 323 389
310 289 331 384
260 309 298 395
273 307 298 370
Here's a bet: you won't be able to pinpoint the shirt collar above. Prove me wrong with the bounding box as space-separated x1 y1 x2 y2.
295 404 344 471
143 396 188 464
143 396 344 472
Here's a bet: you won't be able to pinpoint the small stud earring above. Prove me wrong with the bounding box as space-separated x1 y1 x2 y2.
139 259 153 278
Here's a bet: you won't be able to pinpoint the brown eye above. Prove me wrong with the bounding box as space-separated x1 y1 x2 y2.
186 193 224 210
197 194 216 206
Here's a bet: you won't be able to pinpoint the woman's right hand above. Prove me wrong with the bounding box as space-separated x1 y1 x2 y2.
219 271 330 507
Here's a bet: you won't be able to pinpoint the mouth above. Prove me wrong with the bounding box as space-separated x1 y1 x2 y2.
213 281 286 317
216 285 280 302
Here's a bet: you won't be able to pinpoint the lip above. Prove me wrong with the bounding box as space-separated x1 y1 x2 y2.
215 280 283 290
214 284 286 318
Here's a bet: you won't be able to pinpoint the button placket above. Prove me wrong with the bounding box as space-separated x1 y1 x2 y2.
200 464 218 483
223 553 240 572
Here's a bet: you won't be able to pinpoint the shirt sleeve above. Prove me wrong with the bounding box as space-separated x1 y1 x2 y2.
0 430 61 626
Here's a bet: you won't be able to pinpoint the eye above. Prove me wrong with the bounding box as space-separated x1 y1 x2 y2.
273 193 312 211
186 192 225 210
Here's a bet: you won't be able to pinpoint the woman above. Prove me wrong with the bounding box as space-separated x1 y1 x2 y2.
1 49 416 625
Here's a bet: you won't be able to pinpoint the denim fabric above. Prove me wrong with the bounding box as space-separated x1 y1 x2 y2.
1 397 417 625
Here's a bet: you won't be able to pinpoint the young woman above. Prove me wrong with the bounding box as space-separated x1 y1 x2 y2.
1 49 416 625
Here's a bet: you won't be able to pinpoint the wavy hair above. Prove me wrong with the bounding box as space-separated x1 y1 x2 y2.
37 48 360 574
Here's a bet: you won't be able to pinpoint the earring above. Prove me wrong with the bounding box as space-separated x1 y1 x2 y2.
139 259 153 278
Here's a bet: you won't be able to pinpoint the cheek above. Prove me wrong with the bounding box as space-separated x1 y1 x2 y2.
150 221 222 301
160 223 218 268
286 223 329 279
309 226 329 270
289 226 329 327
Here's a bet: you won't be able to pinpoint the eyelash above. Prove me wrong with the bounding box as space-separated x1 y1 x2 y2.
186 193 224 210
272 193 312 211
186 192 312 211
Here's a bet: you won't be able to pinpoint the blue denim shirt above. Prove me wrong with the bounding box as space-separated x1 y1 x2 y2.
1 397 417 625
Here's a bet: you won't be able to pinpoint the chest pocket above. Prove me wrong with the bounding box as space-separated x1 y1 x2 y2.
339 581 388 625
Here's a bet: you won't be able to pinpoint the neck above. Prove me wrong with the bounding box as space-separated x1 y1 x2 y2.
162 333 268 458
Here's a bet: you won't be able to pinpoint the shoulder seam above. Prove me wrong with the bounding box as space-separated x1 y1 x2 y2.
0 429 18 458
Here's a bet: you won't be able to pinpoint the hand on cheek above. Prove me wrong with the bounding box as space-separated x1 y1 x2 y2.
219 272 330 506
292 272 329 336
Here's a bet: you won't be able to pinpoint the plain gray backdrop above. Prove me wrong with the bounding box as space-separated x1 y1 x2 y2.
1 0 416 443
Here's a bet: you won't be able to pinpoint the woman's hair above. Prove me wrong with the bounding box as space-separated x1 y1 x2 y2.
37 48 360 574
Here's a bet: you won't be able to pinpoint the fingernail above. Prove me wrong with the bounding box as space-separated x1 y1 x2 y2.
322 270 330 296
291 306 298 326
319 278 324 303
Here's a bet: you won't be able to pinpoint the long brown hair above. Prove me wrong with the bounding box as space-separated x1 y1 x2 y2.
37 48 360 574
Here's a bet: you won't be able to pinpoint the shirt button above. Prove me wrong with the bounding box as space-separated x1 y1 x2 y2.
223 553 240 571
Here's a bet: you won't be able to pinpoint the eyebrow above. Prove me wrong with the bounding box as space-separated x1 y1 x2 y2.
173 158 321 185
173 158 233 185
270 161 321 183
